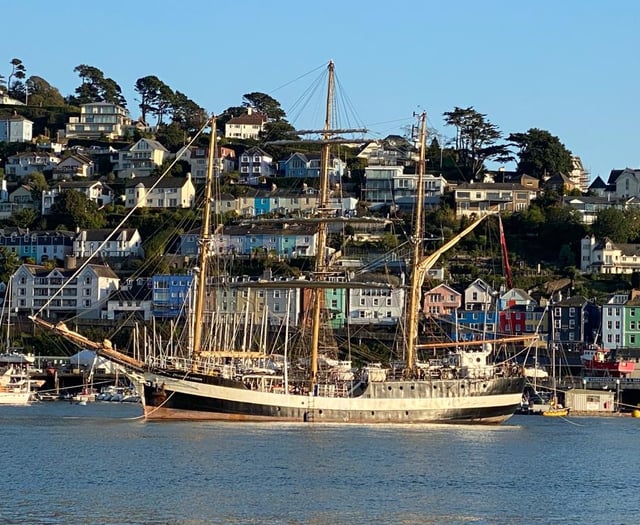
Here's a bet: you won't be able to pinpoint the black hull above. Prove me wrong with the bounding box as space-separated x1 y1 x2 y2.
141 374 526 424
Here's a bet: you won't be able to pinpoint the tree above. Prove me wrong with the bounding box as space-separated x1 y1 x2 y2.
218 106 246 130
71 64 126 106
0 247 20 283
24 76 66 106
8 208 39 229
592 208 640 243
442 106 512 180
134 75 167 123
508 128 573 179
169 90 208 133
50 190 106 229
24 172 49 201
7 58 26 99
242 92 286 121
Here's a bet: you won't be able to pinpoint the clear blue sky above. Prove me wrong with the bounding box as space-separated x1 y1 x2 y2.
3 1 638 181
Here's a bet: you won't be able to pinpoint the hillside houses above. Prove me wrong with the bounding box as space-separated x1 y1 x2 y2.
9 99 640 359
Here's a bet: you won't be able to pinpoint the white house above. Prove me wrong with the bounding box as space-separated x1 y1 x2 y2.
238 147 275 180
63 102 131 140
124 174 195 209
42 180 114 215
4 152 60 179
464 278 497 310
224 108 267 140
0 115 33 142
52 153 95 180
10 262 120 320
454 182 537 217
347 273 405 326
612 168 640 199
580 235 640 274
74 228 144 258
112 138 169 179
103 278 153 321
601 293 627 349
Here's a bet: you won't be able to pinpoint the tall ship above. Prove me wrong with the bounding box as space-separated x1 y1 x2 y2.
32 61 529 423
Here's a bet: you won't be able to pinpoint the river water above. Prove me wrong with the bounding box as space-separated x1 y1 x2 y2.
0 402 635 524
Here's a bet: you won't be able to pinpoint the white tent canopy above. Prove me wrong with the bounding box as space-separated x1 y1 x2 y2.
68 349 119 374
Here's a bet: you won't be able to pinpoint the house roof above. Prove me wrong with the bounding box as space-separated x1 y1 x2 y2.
227 112 267 125
242 146 271 158
351 272 402 286
588 176 607 190
55 180 106 190
555 295 590 307
19 263 119 280
125 176 191 189
127 138 168 152
76 228 138 242
455 182 534 191
219 223 317 236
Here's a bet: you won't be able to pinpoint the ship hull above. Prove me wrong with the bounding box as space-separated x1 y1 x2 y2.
140 373 525 424
0 391 31 405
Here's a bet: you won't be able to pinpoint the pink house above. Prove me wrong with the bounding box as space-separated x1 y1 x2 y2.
423 283 461 316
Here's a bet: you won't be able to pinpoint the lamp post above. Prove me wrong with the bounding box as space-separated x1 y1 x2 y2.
582 378 587 391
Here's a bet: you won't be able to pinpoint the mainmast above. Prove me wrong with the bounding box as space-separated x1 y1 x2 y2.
309 61 335 389
405 112 427 374
192 115 217 367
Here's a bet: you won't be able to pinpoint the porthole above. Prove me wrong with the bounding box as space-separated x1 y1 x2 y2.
388 386 392 391
482 383 487 389
410 385 415 390
319 410 323 415
399 386 403 391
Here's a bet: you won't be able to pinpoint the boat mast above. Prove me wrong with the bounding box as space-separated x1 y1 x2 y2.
192 115 217 367
405 112 427 374
310 60 335 390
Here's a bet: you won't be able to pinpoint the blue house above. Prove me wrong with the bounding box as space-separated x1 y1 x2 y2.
152 274 193 318
279 152 345 183
455 309 499 342
0 228 75 263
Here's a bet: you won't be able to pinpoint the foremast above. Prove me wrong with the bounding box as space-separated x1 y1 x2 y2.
309 61 336 389
191 116 217 369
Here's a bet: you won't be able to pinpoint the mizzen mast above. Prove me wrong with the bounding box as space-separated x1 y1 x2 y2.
405 112 427 374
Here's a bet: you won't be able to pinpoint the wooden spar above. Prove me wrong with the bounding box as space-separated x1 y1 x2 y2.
405 112 427 373
310 61 335 391
414 212 496 291
499 214 513 289
191 115 216 367
198 351 268 358
29 315 145 371
416 334 539 350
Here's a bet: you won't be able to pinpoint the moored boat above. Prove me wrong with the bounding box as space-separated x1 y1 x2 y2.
0 353 33 406
31 61 528 423
581 346 635 377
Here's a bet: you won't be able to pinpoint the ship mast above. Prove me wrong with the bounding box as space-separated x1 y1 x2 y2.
405 112 427 374
192 115 217 367
309 61 335 390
